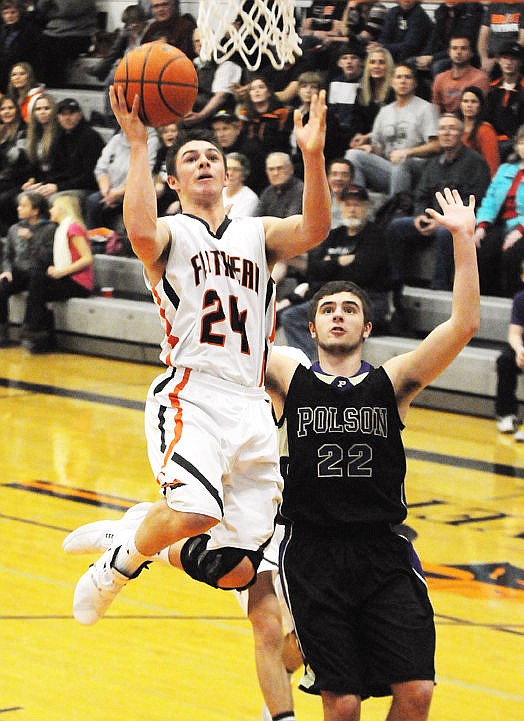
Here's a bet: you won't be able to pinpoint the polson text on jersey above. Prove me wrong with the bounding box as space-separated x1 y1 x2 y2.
297 406 388 437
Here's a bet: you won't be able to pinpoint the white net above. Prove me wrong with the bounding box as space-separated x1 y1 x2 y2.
197 0 302 71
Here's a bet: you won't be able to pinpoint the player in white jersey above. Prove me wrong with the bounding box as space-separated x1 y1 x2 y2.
71 83 331 638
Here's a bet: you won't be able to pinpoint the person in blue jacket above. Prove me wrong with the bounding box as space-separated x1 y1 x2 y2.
475 124 524 296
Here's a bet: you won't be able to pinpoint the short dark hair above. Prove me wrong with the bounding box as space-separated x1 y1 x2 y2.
448 34 473 49
17 190 50 217
166 128 226 177
308 281 374 325
327 157 354 176
0 0 23 11
393 61 416 78
226 151 250 178
121 4 147 24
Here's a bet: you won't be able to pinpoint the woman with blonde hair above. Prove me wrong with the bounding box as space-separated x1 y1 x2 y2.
23 92 60 192
0 92 58 231
7 61 44 122
22 192 93 353
348 46 395 148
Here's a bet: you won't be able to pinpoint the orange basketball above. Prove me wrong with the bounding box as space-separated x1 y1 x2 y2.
113 42 198 127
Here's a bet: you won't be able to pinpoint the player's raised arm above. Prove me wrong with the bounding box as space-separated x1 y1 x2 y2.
384 188 480 418
264 90 331 266
109 86 170 282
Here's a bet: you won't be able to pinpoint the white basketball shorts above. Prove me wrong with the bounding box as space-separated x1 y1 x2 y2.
145 366 283 552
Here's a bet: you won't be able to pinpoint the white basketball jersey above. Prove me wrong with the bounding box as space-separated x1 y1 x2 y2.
148 214 276 388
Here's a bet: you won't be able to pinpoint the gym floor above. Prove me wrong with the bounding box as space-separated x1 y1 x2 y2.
1 348 523 721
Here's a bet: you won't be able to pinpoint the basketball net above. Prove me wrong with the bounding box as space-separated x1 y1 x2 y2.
197 0 302 71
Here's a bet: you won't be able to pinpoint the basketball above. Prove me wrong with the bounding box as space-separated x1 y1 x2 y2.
113 42 198 127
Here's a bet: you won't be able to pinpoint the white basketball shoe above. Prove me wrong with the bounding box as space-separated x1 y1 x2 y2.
69 502 153 625
63 502 152 555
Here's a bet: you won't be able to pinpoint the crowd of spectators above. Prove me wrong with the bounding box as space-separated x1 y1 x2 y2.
1 0 524 353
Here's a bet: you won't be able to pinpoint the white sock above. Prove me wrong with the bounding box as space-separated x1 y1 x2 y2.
157 547 171 566
113 535 152 577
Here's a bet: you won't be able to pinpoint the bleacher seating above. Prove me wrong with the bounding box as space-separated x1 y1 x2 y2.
6 254 524 416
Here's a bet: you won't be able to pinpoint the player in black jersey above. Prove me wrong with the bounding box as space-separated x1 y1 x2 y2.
266 188 480 721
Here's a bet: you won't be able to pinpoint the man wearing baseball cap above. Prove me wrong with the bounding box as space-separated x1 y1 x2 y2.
280 184 391 359
41 97 106 198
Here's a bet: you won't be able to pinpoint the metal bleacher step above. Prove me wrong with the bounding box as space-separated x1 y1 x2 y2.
402 287 511 345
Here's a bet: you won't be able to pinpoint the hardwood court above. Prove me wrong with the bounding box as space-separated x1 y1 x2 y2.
1 348 523 721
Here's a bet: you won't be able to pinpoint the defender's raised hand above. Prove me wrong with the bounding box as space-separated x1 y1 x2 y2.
425 188 476 237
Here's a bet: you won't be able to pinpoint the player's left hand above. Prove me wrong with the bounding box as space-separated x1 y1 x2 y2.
294 89 327 156
424 188 475 236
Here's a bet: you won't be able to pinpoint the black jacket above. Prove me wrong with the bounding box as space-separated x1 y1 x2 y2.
414 145 491 216
307 221 391 294
32 120 105 191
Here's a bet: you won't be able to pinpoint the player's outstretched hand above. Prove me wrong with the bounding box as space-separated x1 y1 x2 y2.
424 188 476 236
109 85 148 144
294 88 327 156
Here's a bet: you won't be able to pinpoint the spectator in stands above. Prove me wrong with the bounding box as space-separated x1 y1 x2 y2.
327 39 364 140
478 1 524 78
6 61 44 122
279 184 391 360
223 152 259 217
22 193 93 353
154 122 180 216
494 262 524 439
387 114 490 327
432 35 489 113
257 152 305 302
89 3 148 125
327 156 354 228
255 53 309 107
257 152 303 218
85 126 159 236
0 96 29 233
0 191 54 346
210 109 262 192
416 1 483 78
183 27 242 128
47 98 105 198
0 92 58 228
290 70 342 178
475 125 524 297
487 41 524 162
372 0 433 63
345 62 440 197
141 0 195 58
348 46 395 149
342 1 388 48
237 76 291 193
299 0 349 71
36 0 98 88
21 95 103 201
458 85 500 178
0 0 43 94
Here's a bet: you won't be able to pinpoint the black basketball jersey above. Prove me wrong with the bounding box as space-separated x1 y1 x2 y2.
279 364 407 529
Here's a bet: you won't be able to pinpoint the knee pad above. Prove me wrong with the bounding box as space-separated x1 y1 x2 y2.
180 533 263 591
